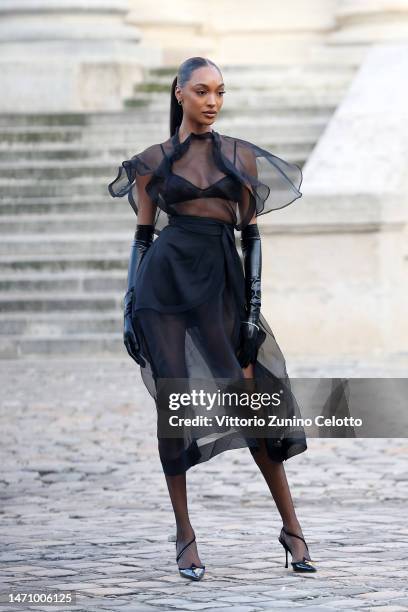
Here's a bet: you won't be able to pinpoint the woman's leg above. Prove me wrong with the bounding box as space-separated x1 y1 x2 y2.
137 308 203 568
192 294 244 379
242 362 311 562
164 473 203 568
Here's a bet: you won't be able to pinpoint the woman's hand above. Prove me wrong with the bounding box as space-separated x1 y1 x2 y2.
237 320 259 368
123 289 146 367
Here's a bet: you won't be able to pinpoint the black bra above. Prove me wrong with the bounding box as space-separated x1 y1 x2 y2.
164 171 241 205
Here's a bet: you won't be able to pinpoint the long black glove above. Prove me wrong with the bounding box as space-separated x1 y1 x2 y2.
237 223 262 368
123 224 154 367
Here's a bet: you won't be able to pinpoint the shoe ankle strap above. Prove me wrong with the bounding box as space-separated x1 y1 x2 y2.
282 527 309 550
176 535 196 562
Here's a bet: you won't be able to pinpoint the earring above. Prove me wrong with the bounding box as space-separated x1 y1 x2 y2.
178 99 182 105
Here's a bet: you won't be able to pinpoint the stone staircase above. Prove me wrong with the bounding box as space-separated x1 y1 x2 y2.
0 60 360 357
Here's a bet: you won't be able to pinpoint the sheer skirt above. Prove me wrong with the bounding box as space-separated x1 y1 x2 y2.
132 215 308 475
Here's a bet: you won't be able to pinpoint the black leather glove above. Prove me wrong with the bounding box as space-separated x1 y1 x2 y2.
124 224 154 367
237 223 262 368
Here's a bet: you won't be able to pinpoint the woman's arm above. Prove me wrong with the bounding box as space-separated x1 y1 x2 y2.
238 151 262 366
134 171 158 226
238 222 262 365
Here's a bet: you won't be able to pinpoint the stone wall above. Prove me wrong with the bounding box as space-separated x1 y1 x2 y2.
0 0 161 112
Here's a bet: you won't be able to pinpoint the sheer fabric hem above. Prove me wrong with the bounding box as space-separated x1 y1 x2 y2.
159 432 307 476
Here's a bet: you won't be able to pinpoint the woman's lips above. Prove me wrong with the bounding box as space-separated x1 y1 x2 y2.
203 112 216 116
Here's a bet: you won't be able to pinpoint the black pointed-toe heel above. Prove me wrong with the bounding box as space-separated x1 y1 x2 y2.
278 526 317 573
176 534 206 581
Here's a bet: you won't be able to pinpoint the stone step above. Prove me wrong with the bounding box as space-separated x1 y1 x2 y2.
306 43 369 66
0 292 120 313
0 68 347 128
0 213 133 234
159 60 360 73
0 253 127 273
0 141 308 177
142 65 356 88
0 121 322 147
0 311 121 335
0 146 136 162
0 196 119 216
0 127 153 146
0 333 123 358
0 180 107 198
0 105 336 130
0 111 332 130
0 117 329 161
0 160 310 199
125 92 345 111
0 112 155 128
0 233 130 256
0 149 308 178
0 270 126 292
0 160 112 181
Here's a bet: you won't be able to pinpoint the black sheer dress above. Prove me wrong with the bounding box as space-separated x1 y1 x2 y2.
108 126 308 475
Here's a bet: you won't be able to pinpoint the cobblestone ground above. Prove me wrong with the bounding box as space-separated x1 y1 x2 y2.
1 357 407 612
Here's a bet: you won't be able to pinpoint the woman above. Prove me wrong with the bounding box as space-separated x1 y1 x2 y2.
108 56 316 581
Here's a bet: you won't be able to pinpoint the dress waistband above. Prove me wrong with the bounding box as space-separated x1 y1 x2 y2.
169 214 235 236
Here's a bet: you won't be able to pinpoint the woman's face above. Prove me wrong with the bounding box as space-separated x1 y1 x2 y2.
176 66 225 127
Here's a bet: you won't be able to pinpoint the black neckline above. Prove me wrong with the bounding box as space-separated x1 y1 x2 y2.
174 125 215 146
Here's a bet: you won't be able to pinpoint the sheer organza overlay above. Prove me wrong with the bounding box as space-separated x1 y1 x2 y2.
108 126 303 235
108 127 308 475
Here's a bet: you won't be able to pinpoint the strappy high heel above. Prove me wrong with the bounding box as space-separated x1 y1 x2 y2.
176 533 206 581
278 526 317 573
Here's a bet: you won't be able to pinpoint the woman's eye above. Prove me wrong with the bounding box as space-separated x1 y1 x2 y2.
196 90 226 95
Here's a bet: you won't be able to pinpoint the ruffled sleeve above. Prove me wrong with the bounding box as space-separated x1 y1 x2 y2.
107 143 168 235
218 135 303 230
